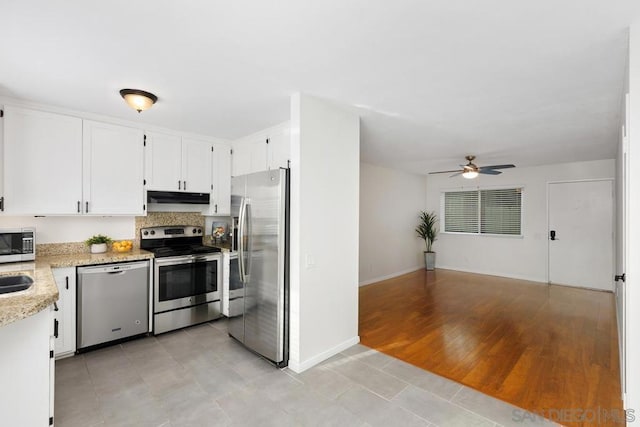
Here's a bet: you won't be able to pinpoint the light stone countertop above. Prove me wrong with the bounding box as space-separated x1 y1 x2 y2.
0 249 154 328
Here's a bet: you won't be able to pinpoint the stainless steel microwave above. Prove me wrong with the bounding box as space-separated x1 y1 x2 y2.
0 228 35 263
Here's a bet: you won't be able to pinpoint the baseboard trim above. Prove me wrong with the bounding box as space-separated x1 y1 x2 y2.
359 266 423 287
288 335 360 373
436 265 547 284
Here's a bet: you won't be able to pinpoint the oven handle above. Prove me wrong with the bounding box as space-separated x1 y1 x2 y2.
238 197 247 283
155 254 221 266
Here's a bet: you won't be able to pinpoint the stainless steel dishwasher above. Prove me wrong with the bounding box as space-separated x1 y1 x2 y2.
77 260 150 350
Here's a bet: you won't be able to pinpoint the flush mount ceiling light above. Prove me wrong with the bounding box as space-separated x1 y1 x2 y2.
119 89 158 113
462 170 479 179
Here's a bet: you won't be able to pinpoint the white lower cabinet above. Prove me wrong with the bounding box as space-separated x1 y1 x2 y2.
0 308 55 426
53 267 76 358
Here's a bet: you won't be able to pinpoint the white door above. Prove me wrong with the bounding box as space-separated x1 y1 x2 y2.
145 131 182 192
83 121 145 215
548 180 614 291
182 138 213 193
3 106 83 215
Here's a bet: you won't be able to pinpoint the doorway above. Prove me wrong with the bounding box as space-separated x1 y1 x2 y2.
548 179 614 291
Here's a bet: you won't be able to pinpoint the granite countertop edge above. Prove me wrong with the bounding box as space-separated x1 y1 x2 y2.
0 250 154 328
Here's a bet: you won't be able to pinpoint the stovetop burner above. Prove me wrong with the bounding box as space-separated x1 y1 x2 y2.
139 225 221 257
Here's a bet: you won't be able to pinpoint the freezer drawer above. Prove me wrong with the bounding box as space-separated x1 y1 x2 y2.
77 261 149 349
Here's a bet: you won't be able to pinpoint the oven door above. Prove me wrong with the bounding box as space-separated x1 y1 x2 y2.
154 254 222 313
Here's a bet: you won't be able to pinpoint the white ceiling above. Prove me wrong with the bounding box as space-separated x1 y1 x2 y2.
1 1 639 174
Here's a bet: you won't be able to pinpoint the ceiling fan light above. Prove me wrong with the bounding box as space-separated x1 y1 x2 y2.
119 89 158 113
462 170 479 179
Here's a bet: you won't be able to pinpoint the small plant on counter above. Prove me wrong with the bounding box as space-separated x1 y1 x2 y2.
85 234 112 254
84 235 113 246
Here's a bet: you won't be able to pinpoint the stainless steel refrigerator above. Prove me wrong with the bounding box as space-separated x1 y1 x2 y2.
228 168 289 367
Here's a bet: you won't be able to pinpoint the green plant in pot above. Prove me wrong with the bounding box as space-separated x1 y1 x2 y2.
85 234 112 254
416 211 438 270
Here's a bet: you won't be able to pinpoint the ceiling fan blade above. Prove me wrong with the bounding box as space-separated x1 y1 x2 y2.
450 171 464 177
479 164 515 170
428 169 463 175
479 169 502 175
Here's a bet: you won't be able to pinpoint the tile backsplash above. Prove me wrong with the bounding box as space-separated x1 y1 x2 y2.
134 212 206 245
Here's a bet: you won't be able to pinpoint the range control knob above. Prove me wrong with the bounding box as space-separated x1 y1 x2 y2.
193 228 197 234
143 231 149 236
150 230 155 235
198 229 202 234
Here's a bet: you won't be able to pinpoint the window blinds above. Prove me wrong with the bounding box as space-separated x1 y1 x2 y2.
444 188 522 236
444 191 479 233
480 188 522 235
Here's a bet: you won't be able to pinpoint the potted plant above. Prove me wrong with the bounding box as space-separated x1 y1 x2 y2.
85 234 112 254
416 211 438 270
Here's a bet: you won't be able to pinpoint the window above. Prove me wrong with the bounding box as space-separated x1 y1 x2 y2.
443 188 522 236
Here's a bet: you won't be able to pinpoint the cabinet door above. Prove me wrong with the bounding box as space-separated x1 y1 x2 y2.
83 121 145 215
267 125 290 170
211 143 231 215
3 106 82 215
232 135 268 176
145 131 182 192
52 267 76 358
182 138 213 193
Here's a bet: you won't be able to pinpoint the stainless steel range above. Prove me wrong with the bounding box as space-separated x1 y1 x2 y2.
140 225 222 334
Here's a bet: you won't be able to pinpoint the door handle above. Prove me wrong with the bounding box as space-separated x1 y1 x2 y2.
615 273 626 282
238 198 246 282
550 230 557 241
54 319 59 338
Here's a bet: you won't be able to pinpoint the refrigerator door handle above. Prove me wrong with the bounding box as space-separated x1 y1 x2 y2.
245 201 252 279
238 197 247 282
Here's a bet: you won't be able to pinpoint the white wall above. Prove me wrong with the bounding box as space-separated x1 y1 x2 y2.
625 21 640 412
425 159 615 282
359 163 427 285
288 93 360 372
0 216 134 243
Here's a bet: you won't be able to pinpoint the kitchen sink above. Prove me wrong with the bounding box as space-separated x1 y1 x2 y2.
0 275 34 294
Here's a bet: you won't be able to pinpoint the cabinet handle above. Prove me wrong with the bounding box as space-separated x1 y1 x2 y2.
215 204 218 213
65 276 69 290
85 201 89 213
0 196 4 212
184 181 187 190
54 319 59 338
178 180 181 190
77 201 81 213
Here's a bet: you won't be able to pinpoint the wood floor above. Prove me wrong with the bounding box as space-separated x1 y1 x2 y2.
359 269 623 427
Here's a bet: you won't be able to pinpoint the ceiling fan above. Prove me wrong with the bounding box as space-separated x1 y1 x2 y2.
429 156 515 179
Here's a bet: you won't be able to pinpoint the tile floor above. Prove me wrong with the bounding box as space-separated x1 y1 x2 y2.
55 319 559 427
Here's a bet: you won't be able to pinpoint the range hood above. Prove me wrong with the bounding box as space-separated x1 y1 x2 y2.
147 191 210 205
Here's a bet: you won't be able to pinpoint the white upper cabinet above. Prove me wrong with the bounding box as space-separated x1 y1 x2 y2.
231 122 290 177
2 106 83 215
267 124 290 170
145 132 182 192
182 138 213 193
232 134 268 177
83 121 145 215
210 142 231 216
145 133 213 193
